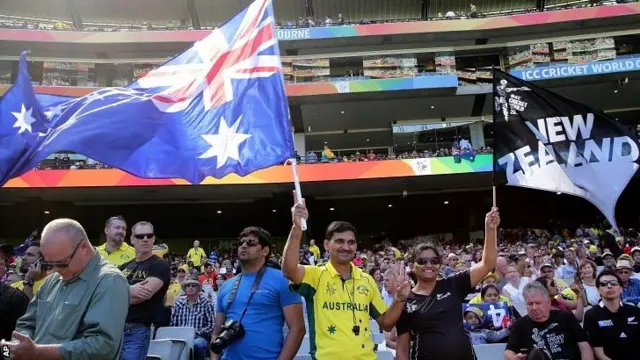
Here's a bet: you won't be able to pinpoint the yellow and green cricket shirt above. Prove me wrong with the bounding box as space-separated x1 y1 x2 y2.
96 242 136 267
293 262 388 360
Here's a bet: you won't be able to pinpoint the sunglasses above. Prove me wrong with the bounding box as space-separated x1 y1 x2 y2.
598 280 620 287
133 233 154 240
184 283 199 288
237 238 260 247
42 240 84 269
617 270 631 275
416 257 440 266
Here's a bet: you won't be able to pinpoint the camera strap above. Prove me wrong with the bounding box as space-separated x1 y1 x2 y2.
227 265 267 323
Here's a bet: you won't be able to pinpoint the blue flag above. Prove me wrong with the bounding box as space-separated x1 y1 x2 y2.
0 0 293 186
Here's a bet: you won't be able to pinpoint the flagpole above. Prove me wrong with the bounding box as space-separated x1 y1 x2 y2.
492 65 498 247
290 157 308 231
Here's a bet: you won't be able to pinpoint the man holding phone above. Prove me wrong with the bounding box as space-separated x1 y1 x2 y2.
10 242 49 300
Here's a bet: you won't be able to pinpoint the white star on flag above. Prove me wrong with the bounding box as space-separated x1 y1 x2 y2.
199 115 252 168
12 104 36 134
44 103 66 119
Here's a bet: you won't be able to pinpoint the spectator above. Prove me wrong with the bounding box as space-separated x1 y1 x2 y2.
119 221 171 360
504 281 593 360
10 241 49 300
577 260 601 306
395 208 499 360
171 275 216 360
187 240 207 272
165 267 187 307
211 226 304 360
0 279 29 344
615 258 640 305
282 195 409 360
583 269 640 360
502 264 530 303
199 261 217 302
308 239 320 260
97 216 135 267
3 218 129 360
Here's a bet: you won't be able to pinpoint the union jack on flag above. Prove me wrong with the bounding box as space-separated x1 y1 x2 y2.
0 0 294 186
130 0 281 113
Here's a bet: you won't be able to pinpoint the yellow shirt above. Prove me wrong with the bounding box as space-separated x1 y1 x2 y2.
96 242 136 267
309 245 321 260
12 274 51 294
165 281 183 306
468 294 512 305
153 244 169 259
186 247 207 266
293 262 388 360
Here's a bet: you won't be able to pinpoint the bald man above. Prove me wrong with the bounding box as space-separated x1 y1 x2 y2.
1 218 130 360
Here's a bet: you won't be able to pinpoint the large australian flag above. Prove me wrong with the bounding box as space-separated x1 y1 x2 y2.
0 0 294 186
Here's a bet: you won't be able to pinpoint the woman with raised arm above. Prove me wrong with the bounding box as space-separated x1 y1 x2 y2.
395 207 500 360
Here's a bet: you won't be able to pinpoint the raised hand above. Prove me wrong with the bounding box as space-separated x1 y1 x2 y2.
291 190 309 229
393 261 411 302
485 207 500 230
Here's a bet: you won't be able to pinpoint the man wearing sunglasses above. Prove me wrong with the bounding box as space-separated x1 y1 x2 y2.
211 226 304 360
119 221 171 360
2 218 130 360
583 269 640 360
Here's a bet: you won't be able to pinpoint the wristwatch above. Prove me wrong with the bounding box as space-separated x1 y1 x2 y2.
23 280 34 287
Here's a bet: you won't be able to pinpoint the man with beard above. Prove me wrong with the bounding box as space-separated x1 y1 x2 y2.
583 269 640 360
11 242 49 300
210 226 304 360
97 216 135 267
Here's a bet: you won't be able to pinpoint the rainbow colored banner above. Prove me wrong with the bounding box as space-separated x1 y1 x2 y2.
0 75 458 98
0 4 637 43
3 155 493 188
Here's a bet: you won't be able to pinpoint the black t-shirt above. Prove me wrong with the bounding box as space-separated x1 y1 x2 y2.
0 283 29 340
396 270 475 360
120 255 171 324
506 310 587 360
583 303 640 360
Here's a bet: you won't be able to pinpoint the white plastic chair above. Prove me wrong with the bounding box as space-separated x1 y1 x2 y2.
474 343 507 360
376 349 395 360
297 335 311 355
146 339 172 360
154 326 195 360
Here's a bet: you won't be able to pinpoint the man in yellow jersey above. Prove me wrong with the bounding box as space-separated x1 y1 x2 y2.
282 191 410 360
308 239 321 260
187 240 207 272
96 215 135 266
11 241 50 300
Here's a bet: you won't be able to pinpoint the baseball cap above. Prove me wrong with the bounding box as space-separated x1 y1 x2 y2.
602 250 614 258
631 247 640 255
539 263 554 270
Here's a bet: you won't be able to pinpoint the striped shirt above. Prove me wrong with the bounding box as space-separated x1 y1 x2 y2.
171 293 216 337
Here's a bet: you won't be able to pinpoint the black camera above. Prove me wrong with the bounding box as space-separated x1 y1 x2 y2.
210 319 245 354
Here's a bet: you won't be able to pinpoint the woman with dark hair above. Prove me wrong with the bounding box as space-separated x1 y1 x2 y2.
480 284 521 321
395 207 500 360
369 266 383 291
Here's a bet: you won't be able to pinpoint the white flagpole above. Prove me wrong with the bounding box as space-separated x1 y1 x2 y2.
290 157 308 231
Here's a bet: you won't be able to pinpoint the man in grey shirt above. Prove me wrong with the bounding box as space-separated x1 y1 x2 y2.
0 218 130 360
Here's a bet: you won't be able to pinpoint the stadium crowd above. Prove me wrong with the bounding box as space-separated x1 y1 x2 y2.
0 1 626 33
1 197 640 360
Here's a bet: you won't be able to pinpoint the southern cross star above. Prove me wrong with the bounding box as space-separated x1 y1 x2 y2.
199 115 252 169
12 104 36 134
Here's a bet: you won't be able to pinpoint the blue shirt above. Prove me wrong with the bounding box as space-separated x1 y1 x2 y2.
217 267 302 360
622 278 640 306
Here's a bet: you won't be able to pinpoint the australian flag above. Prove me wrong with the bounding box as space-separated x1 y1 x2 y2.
0 0 294 186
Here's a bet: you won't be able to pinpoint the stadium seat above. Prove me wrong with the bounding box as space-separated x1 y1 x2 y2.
474 343 507 360
375 349 395 360
293 355 312 360
297 335 311 355
146 339 172 360
154 326 195 360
